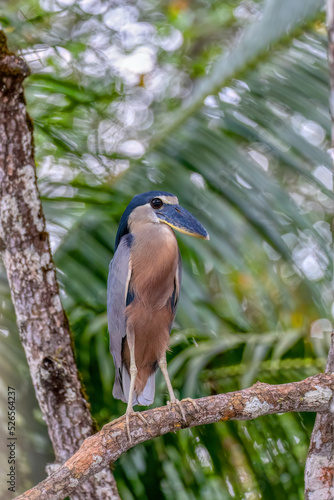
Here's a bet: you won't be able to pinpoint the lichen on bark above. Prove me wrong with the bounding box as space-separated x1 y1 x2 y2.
0 31 119 499
304 5 334 498
13 373 334 500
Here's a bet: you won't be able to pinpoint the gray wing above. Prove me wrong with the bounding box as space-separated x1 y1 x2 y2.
171 249 182 319
107 234 132 401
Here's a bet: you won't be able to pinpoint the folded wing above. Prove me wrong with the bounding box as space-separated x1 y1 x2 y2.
107 234 132 403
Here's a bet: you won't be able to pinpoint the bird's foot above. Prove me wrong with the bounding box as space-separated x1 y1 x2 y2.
111 415 125 426
167 398 187 422
167 397 199 423
125 410 147 443
181 397 199 411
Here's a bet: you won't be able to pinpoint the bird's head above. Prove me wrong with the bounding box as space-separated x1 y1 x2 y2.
115 191 209 248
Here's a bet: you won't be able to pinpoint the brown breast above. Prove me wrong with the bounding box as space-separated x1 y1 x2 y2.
123 222 179 393
129 222 179 310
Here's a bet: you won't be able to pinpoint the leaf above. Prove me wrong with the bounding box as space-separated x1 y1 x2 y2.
150 0 324 148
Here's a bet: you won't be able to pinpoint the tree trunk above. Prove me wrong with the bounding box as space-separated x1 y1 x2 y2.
0 32 119 499
304 2 334 498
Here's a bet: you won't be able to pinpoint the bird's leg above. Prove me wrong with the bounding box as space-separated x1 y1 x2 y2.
125 333 147 442
159 353 198 422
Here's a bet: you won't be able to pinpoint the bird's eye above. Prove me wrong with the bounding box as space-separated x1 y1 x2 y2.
150 198 163 209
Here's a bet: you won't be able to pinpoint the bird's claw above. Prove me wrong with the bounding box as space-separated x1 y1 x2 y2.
167 397 199 423
125 410 148 443
181 397 199 411
111 415 126 426
167 399 187 422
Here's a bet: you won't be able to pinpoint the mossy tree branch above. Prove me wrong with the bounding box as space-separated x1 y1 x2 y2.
14 374 334 500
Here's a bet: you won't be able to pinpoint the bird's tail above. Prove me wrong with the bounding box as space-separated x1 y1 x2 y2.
137 373 155 406
112 365 155 406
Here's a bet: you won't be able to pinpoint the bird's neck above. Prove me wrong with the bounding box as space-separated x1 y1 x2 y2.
131 220 176 244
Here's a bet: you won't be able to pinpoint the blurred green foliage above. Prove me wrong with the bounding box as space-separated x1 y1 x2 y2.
0 0 332 498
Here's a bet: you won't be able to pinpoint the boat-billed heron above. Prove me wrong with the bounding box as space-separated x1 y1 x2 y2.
107 191 209 440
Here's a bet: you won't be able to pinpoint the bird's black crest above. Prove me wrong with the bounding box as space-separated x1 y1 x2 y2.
115 191 174 249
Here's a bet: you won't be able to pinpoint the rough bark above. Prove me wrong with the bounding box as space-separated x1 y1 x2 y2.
304 3 334 499
13 374 334 500
305 340 334 500
0 32 119 499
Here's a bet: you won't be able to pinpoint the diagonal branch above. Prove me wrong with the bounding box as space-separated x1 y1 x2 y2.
0 31 119 499
14 373 334 500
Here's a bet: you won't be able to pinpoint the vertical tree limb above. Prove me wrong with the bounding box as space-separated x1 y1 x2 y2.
304 3 334 498
0 32 119 499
